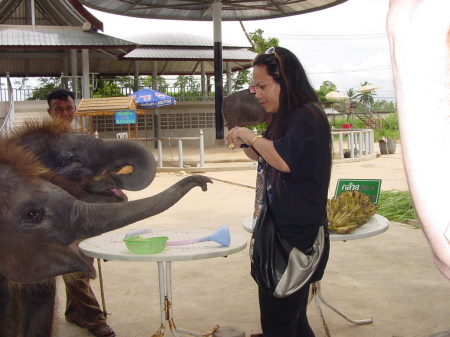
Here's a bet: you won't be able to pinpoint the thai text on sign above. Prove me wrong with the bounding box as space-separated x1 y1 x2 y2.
115 110 136 124
334 179 382 204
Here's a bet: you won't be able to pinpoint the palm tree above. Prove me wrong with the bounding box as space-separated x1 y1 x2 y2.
355 81 377 113
346 88 357 100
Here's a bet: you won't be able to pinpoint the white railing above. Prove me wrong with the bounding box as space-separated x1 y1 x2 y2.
0 76 15 137
332 129 375 160
142 130 205 169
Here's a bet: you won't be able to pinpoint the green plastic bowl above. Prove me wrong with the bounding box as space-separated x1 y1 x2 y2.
123 235 168 254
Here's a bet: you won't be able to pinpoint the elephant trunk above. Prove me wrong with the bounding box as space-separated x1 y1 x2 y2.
58 175 212 244
95 139 156 191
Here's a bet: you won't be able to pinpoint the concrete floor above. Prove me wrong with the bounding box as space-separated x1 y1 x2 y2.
54 142 450 337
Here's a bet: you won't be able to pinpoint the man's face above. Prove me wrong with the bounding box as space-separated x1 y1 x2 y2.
47 96 76 123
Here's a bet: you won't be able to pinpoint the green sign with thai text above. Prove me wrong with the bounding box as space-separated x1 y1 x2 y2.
115 110 136 124
334 179 382 204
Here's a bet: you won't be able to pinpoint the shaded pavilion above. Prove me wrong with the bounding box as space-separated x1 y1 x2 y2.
0 0 256 100
77 0 348 140
119 31 256 98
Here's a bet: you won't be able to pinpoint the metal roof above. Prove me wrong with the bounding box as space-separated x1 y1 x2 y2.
0 0 256 77
120 32 252 48
78 0 348 21
122 47 256 62
0 25 136 49
0 0 103 30
0 25 254 77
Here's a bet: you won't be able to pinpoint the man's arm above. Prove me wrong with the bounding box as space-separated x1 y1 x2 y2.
387 0 450 278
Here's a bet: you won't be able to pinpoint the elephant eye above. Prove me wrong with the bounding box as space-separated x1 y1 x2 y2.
23 207 44 223
55 153 73 168
58 158 71 166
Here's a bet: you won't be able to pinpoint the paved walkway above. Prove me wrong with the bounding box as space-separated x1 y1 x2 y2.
54 142 450 337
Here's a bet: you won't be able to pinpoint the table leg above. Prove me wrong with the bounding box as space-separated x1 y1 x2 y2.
152 262 219 337
311 282 373 325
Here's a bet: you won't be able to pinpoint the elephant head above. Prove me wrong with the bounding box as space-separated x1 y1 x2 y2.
0 140 212 284
7 119 156 202
222 89 267 129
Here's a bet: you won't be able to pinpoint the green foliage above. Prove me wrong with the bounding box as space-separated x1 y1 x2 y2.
316 80 337 102
170 90 204 101
232 69 252 91
373 100 396 113
18 77 62 100
346 88 357 100
377 190 417 222
92 76 129 98
174 75 199 92
355 81 377 112
374 113 400 140
248 29 279 53
139 75 168 90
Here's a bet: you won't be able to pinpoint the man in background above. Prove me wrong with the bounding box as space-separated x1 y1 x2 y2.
47 88 77 123
47 88 116 337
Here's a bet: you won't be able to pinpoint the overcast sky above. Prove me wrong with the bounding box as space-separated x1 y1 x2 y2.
91 0 393 100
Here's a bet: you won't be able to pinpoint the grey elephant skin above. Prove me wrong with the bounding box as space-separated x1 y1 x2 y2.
222 89 266 129
6 119 157 203
0 125 212 337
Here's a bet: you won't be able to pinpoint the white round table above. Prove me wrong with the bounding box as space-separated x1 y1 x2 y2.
242 213 389 241
242 214 389 326
79 229 247 337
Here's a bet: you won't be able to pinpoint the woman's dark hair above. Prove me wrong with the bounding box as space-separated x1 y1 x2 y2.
253 47 332 187
252 47 320 140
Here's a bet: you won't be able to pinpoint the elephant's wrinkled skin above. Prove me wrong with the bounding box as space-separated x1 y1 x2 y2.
0 139 211 337
222 89 267 129
0 140 212 283
7 119 157 202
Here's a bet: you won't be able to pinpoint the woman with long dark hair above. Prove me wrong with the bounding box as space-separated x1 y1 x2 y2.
226 46 332 337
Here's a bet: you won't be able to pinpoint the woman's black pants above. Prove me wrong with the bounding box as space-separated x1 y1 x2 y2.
258 284 315 337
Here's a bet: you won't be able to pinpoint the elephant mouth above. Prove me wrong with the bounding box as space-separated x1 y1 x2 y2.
105 188 128 202
68 242 97 279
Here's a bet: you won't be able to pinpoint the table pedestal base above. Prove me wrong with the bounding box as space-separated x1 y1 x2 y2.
311 282 373 330
153 261 220 337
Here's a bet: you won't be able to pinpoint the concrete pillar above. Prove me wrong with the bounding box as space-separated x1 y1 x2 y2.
226 62 232 96
152 61 158 90
134 61 139 92
201 62 206 101
82 49 90 99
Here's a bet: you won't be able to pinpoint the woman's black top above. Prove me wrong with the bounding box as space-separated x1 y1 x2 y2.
266 103 331 252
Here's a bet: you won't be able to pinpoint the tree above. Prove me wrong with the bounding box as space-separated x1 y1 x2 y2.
15 77 62 100
173 75 201 101
248 29 279 53
227 29 280 92
139 75 169 91
346 88 357 100
174 75 199 92
231 69 251 91
93 75 130 98
355 81 377 112
372 99 396 113
316 80 337 102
